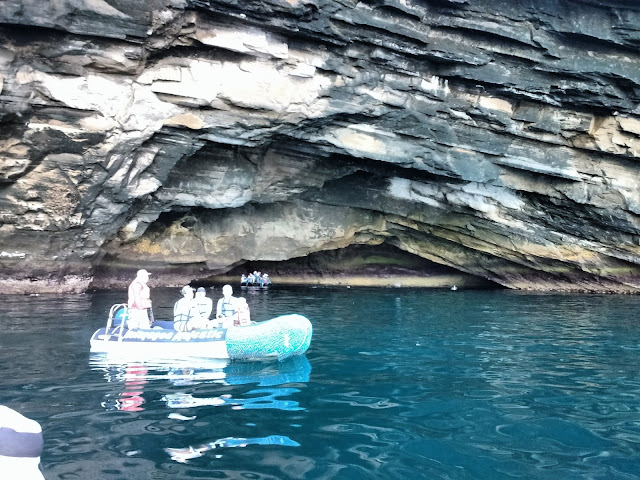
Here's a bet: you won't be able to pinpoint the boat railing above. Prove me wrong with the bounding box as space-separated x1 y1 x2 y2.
105 303 128 342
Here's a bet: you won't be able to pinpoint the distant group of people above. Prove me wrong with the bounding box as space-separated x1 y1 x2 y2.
240 271 271 287
126 269 251 332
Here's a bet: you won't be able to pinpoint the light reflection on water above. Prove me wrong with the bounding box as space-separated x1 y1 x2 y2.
1 288 640 478
91 353 311 414
88 353 311 465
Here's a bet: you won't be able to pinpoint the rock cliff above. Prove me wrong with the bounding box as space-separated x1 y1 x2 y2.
0 0 638 293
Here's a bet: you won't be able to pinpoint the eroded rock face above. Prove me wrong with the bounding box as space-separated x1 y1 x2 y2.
0 0 638 293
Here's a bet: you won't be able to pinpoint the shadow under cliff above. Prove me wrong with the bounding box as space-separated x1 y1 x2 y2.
196 243 501 289
91 242 501 290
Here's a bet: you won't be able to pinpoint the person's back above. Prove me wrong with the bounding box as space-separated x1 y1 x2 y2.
217 297 236 317
194 287 213 319
216 284 236 327
127 269 152 329
174 286 197 332
235 297 251 326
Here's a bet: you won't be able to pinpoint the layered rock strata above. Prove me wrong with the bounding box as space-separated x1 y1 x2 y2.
0 0 638 293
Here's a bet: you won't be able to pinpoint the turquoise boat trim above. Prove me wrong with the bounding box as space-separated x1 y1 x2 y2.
226 314 313 360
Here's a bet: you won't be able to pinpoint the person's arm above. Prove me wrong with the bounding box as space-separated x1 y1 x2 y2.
174 320 189 332
216 299 222 318
231 297 239 314
174 300 191 331
203 298 213 319
174 300 184 322
175 299 193 322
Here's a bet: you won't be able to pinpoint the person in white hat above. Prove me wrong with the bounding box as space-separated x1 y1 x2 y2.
127 269 152 329
0 405 44 480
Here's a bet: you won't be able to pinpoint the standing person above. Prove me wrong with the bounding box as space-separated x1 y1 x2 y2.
216 284 237 327
0 405 45 480
195 287 213 320
127 269 152 329
174 286 209 332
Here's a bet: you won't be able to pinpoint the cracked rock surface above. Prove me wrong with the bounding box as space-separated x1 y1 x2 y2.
0 0 638 293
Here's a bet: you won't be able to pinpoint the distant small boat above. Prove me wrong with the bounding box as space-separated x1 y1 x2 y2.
240 279 272 288
90 305 312 360
240 282 271 289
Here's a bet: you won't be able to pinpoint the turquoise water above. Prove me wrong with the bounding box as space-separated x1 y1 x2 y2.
1 287 640 479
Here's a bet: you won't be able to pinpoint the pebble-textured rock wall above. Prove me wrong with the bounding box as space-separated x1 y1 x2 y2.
0 0 638 292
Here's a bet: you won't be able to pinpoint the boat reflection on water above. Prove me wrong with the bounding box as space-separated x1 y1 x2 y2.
118 364 148 412
90 354 311 412
163 357 311 412
162 357 310 463
89 353 311 463
90 355 229 412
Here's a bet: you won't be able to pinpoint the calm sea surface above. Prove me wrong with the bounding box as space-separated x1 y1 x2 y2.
1 287 640 479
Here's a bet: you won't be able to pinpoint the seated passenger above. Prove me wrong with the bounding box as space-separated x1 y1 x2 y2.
174 285 209 332
216 284 236 328
194 287 213 320
234 297 251 327
240 274 247 285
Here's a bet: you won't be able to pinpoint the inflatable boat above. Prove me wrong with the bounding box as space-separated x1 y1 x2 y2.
90 304 312 360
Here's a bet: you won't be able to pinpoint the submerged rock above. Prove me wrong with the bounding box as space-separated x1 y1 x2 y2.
0 0 638 293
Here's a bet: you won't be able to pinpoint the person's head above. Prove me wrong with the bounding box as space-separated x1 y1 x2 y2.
222 284 232 298
136 269 150 283
181 285 194 299
237 297 248 309
196 287 206 298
